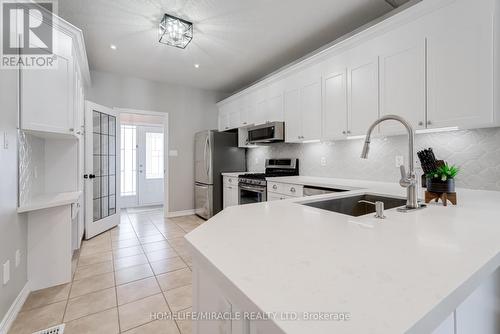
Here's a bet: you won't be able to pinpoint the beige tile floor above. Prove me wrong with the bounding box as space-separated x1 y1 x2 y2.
9 208 204 334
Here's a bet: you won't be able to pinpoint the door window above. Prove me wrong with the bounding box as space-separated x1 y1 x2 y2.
120 124 137 196
145 132 164 179
93 110 116 221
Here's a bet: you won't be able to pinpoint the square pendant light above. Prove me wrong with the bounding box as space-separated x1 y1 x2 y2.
159 14 193 49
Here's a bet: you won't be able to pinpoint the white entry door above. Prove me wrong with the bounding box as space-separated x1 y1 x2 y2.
137 126 164 206
84 101 120 239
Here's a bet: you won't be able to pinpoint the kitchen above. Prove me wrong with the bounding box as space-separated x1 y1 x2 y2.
1 0 499 333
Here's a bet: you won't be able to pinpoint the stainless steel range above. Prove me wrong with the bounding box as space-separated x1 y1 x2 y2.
238 159 299 205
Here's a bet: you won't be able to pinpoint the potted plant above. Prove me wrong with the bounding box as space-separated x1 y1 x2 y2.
426 164 459 193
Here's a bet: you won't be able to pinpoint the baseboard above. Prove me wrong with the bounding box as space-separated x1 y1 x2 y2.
167 209 195 218
0 282 30 334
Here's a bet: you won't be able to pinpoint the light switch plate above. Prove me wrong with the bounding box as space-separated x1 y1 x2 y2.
3 260 10 285
15 250 21 267
168 150 178 157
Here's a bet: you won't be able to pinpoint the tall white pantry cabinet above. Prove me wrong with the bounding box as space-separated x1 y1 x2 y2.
13 8 91 290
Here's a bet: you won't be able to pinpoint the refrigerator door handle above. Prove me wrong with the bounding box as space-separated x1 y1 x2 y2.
204 136 210 176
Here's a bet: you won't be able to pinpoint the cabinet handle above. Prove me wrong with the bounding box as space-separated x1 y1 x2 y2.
342 131 346 135
418 121 423 126
290 187 296 193
243 122 247 125
347 130 351 134
427 120 432 125
69 128 74 132
229 178 232 183
272 184 277 190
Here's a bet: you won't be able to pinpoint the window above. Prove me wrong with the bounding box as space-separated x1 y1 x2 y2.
146 132 164 179
121 125 137 196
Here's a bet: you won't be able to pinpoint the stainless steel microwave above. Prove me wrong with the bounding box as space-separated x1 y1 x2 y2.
247 122 284 144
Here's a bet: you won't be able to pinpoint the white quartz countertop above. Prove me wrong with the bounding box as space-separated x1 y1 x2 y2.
185 177 500 334
18 191 82 213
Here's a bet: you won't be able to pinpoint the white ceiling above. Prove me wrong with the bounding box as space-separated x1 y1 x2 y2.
59 0 394 93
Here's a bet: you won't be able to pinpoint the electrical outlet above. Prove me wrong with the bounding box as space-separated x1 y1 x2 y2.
320 157 327 167
3 260 10 285
15 250 21 268
395 155 404 168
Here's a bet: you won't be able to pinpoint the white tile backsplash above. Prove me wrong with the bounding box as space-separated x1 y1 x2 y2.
247 127 500 191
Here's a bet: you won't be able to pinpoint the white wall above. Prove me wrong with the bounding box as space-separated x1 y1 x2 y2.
86 70 222 212
0 70 28 321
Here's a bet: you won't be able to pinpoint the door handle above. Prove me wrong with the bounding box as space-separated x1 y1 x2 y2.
204 137 210 176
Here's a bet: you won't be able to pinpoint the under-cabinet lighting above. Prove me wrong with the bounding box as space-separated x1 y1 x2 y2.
194 63 200 68
416 127 459 134
302 139 321 144
346 135 366 140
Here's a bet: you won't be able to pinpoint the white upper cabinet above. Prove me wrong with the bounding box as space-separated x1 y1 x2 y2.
252 81 285 125
378 29 426 134
217 0 499 137
347 52 379 136
323 67 348 139
21 28 75 136
425 0 494 129
284 67 322 142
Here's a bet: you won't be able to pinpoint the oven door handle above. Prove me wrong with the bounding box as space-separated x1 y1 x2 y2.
239 185 266 193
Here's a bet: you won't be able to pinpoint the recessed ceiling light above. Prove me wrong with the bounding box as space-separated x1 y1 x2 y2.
110 44 117 50
194 64 200 68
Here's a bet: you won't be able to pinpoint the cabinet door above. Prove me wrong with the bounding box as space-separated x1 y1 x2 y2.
300 80 322 140
426 6 494 129
284 88 301 142
323 69 348 139
347 55 379 136
379 35 426 134
21 30 75 135
218 110 229 131
266 93 284 122
228 109 241 129
431 313 455 334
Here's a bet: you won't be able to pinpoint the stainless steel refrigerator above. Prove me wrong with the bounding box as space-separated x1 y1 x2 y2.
194 130 246 219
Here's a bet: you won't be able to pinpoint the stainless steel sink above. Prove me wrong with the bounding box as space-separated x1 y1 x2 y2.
302 194 407 217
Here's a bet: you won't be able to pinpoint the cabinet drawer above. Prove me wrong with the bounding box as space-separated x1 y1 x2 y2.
267 193 295 201
267 182 303 197
223 176 239 187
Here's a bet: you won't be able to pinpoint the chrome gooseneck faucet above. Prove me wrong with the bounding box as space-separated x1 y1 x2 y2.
360 115 423 210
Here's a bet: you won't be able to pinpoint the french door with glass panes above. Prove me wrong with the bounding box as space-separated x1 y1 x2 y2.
84 101 120 239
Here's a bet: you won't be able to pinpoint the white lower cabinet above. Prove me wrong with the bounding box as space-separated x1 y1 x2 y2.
267 181 303 200
223 176 239 208
193 257 282 334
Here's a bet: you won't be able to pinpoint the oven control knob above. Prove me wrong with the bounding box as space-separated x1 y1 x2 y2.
272 185 277 190
290 187 296 193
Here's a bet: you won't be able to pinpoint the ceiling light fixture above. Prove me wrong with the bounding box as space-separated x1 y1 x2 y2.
110 44 117 50
159 13 193 49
